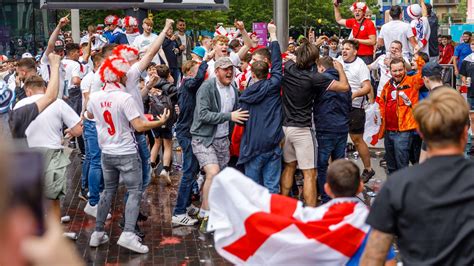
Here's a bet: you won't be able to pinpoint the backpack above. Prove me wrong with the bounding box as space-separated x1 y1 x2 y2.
149 83 177 128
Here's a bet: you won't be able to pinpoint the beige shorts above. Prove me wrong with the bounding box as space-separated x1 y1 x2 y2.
282 126 317 170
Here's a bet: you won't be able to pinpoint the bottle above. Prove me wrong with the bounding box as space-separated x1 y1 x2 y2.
467 77 471 87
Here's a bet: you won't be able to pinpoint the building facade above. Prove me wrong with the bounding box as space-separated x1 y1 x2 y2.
0 0 58 58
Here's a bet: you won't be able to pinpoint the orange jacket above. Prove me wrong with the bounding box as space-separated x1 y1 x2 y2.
377 59 425 139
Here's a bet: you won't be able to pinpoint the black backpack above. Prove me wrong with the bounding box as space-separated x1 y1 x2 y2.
149 83 177 128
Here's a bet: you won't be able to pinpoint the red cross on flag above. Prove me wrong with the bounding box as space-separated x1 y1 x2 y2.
208 168 371 265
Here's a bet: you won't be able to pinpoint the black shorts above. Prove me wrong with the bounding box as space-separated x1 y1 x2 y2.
349 108 366 135
359 55 374 65
151 127 173 140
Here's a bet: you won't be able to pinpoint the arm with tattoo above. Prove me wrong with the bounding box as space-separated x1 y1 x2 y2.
360 229 394 266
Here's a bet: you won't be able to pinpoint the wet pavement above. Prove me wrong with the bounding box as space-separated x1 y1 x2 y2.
62 149 230 265
61 147 388 265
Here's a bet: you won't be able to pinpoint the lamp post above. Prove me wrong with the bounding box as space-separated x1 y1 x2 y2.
273 0 289 51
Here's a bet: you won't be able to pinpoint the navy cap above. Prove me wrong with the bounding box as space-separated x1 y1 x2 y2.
422 62 443 77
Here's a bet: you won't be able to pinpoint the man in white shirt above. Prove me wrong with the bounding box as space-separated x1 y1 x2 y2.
10 53 82 222
369 41 411 96
132 18 162 64
111 19 173 235
176 19 193 72
407 2 431 56
87 55 170 254
337 40 375 182
123 16 140 45
377 5 418 58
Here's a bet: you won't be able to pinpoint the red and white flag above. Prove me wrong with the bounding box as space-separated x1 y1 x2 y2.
208 168 371 265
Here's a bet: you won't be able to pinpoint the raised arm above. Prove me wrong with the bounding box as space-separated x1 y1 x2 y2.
268 22 282 86
44 15 69 57
137 19 174 72
333 0 347 27
36 53 61 113
234 20 252 59
420 0 428 17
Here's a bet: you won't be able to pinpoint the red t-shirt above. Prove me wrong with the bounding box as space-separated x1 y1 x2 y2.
385 83 399 131
346 18 376 56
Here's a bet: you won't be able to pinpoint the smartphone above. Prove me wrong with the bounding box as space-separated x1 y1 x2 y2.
7 148 45 235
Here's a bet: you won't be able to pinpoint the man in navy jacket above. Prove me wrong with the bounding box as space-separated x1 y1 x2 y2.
237 22 283 193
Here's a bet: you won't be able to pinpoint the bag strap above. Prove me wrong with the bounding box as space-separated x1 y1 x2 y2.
353 18 366 39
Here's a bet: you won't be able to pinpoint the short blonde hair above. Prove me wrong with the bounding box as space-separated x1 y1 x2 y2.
413 87 470 149
142 18 153 27
182 60 198 75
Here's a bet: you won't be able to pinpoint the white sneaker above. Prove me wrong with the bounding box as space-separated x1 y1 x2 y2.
186 204 200 216
89 231 109 247
84 202 112 220
172 214 198 226
160 169 172 185
197 173 205 191
117 232 149 253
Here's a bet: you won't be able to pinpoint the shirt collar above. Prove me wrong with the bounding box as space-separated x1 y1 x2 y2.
216 79 230 90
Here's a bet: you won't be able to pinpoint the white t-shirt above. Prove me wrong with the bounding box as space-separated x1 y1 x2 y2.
132 33 161 64
39 54 66 99
378 20 415 58
337 56 371 108
62 58 84 92
87 85 142 155
369 54 410 96
215 79 235 138
125 63 145 115
14 94 81 149
410 17 431 56
177 32 187 63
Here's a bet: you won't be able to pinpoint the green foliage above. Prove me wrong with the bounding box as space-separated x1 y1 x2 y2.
458 0 467 23
57 0 380 33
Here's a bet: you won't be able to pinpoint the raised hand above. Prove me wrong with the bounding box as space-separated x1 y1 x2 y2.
234 20 245 31
48 53 62 66
267 20 277 34
58 14 70 28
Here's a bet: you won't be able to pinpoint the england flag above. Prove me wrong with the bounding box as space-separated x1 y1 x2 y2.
208 168 371 265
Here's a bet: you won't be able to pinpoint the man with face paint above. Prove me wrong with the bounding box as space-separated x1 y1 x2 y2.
333 0 376 64
377 56 425 174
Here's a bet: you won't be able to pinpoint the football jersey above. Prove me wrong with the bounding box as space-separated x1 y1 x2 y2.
87 85 141 155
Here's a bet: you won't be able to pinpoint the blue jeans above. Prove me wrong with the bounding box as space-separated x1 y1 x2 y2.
174 135 200 215
244 146 282 194
81 120 103 205
384 131 413 174
97 153 142 232
124 133 151 204
316 132 348 203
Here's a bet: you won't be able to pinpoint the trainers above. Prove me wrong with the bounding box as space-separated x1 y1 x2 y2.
89 231 109 247
117 232 149 253
187 204 200 217
160 169 172 185
84 202 112 220
78 189 88 201
199 216 209 234
172 214 198 226
118 218 145 239
361 169 376 183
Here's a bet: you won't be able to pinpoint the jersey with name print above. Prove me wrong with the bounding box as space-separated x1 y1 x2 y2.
87 86 141 155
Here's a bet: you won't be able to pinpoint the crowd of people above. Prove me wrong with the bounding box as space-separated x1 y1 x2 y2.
0 0 473 264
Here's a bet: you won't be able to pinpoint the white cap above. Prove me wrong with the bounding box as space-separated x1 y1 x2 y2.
407 4 422 20
21 52 34 59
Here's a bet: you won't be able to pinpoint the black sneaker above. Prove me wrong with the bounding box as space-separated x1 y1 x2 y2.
137 212 148 222
379 159 387 169
78 189 88 201
361 169 375 183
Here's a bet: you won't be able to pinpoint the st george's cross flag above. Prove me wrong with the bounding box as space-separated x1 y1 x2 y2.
207 168 371 265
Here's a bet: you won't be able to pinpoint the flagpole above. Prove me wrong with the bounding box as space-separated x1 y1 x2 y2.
273 0 289 52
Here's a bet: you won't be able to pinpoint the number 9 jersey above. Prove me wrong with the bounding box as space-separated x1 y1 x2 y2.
87 85 142 155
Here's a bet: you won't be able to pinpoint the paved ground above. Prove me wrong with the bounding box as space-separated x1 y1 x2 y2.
61 146 389 265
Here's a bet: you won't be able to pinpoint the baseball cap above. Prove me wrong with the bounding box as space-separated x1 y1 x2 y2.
21 52 33 59
191 46 206 58
214 57 234 69
422 62 443 77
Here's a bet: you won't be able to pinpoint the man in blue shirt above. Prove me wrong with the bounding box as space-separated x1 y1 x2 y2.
453 31 472 76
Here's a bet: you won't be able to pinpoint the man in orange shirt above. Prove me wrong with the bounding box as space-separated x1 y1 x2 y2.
377 57 425 173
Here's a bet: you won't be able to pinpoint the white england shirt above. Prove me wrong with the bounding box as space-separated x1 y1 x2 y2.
87 84 141 155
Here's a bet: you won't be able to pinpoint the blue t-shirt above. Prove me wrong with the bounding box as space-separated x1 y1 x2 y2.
347 231 396 265
454 42 472 70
